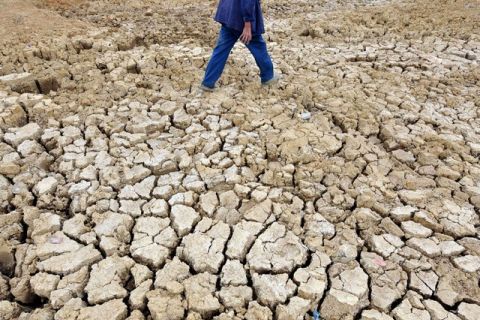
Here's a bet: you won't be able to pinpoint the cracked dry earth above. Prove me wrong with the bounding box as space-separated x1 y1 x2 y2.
1 0 480 319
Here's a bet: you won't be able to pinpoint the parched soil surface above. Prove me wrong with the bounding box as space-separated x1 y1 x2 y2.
0 0 90 42
1 0 480 320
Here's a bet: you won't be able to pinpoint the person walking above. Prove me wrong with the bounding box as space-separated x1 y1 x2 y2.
199 0 280 91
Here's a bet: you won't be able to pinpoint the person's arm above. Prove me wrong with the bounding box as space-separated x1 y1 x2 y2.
240 21 252 45
239 0 255 44
240 0 255 23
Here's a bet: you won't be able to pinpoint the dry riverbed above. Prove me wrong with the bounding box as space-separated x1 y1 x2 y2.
0 0 479 319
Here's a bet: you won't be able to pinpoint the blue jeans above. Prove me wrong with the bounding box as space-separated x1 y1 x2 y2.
201 25 274 88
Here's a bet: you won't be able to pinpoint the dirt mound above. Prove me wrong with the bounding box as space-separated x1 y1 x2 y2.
0 0 90 43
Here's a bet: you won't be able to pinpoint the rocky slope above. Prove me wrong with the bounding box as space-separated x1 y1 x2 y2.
0 0 479 320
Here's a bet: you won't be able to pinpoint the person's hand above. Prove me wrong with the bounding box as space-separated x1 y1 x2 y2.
240 22 252 45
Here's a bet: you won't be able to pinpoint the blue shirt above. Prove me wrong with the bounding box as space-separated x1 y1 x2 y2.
214 0 265 35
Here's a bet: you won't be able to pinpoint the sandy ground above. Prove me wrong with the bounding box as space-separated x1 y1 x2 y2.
0 0 90 42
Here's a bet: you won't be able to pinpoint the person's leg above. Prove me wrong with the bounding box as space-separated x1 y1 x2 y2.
201 26 240 89
245 34 275 83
